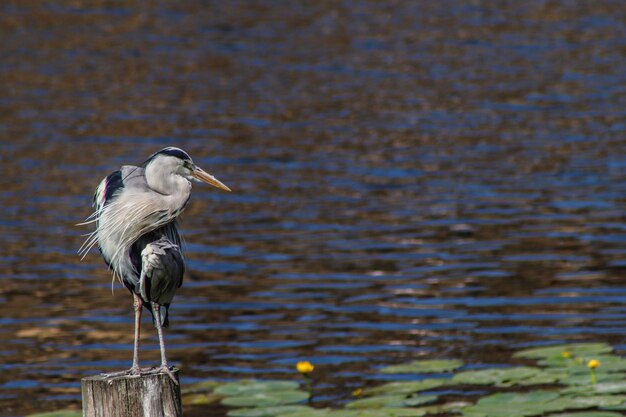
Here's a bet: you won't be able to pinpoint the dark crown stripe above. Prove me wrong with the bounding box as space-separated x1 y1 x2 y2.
158 147 191 161
142 147 192 167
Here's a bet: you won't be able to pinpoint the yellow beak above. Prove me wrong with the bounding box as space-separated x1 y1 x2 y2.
191 166 231 192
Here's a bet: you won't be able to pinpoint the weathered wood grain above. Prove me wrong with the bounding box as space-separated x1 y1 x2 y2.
81 370 182 417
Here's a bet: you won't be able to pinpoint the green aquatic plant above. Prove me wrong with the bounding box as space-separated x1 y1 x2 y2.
563 380 626 395
548 413 622 417
216 380 302 397
285 409 423 417
183 391 222 406
222 391 311 408
33 342 626 417
452 366 548 387
228 405 313 417
461 391 626 417
380 359 463 374
588 359 601 385
345 394 438 409
215 380 309 408
514 343 613 360
364 378 451 396
461 390 562 417
25 412 82 417
296 361 315 403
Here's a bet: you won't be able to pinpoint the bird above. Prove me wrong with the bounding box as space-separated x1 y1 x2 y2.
79 146 230 383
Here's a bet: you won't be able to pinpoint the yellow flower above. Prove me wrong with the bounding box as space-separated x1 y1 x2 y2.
562 351 571 359
588 359 601 369
352 388 363 397
297 361 314 374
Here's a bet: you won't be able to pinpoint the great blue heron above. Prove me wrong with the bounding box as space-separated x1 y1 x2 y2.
79 147 230 383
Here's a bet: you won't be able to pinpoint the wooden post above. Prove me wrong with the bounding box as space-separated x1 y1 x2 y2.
81 370 182 417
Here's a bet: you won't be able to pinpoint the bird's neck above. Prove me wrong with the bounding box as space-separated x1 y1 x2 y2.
145 166 192 213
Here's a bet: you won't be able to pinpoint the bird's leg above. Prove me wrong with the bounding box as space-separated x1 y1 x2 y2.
152 302 179 385
102 294 144 378
130 293 142 375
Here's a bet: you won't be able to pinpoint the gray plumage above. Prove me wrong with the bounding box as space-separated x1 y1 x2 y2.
138 236 184 326
79 147 230 383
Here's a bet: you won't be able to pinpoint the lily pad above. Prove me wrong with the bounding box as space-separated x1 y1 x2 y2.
354 409 431 417
345 394 437 409
182 379 221 394
403 395 439 407
346 397 398 411
297 409 431 417
553 371 626 387
183 392 223 406
601 402 626 411
380 359 463 374
557 395 626 409
478 390 561 405
365 378 451 396
514 343 612 360
468 395 625 417
453 366 543 386
548 413 622 417
564 381 626 395
515 371 562 386
187 343 626 417
26 412 82 417
276 410 360 417
415 401 472 414
228 405 313 417
540 355 626 376
216 380 301 397
462 390 563 417
373 408 431 417
222 390 310 407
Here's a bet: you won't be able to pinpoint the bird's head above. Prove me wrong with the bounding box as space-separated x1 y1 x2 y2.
144 147 231 192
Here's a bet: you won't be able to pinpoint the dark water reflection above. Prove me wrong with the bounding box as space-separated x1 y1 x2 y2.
1 1 626 415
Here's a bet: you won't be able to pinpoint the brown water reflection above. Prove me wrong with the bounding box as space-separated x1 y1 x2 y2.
1 1 626 415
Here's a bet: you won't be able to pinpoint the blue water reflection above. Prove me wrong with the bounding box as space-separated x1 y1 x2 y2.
1 0 626 415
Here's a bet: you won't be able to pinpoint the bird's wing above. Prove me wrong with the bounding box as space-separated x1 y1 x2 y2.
79 165 146 260
91 165 145 215
138 236 184 327
93 171 120 210
139 237 185 306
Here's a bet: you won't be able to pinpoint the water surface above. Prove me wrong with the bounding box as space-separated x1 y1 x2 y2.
1 1 625 415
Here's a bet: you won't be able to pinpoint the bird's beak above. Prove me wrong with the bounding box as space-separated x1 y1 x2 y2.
191 166 231 191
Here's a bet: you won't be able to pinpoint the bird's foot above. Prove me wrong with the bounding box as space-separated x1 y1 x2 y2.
142 363 178 385
123 364 178 384
158 364 179 385
101 365 151 379
101 368 136 379
101 365 177 384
